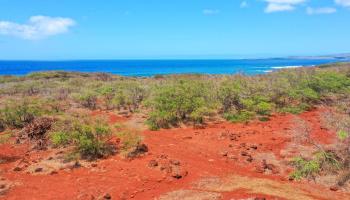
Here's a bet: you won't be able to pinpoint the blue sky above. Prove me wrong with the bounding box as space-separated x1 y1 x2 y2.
0 0 350 60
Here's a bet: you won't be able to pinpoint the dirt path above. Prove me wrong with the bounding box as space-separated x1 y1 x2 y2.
0 109 349 200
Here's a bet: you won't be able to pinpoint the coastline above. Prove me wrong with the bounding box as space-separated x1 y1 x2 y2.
0 58 348 77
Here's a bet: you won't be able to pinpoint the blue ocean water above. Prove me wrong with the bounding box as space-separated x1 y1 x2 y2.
0 58 347 77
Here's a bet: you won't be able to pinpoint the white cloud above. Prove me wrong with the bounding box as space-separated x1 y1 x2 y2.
0 16 75 40
335 0 350 7
265 3 295 12
265 0 305 3
203 9 220 15
307 7 337 15
240 1 248 8
264 0 306 13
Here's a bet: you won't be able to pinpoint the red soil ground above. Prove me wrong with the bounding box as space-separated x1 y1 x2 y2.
0 108 349 200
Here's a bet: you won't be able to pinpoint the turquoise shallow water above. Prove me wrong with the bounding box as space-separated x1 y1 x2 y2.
0 58 347 76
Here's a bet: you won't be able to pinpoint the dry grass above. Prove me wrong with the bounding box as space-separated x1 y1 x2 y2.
158 190 222 200
193 174 347 200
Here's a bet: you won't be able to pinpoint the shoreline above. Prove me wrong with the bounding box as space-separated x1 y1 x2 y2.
0 59 348 77
1 62 349 78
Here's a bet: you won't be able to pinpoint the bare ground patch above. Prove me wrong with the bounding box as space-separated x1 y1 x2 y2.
193 174 349 200
158 189 222 200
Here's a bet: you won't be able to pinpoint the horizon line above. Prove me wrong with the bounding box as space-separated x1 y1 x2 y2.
0 53 349 62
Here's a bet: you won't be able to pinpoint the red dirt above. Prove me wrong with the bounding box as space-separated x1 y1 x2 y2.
90 110 127 124
0 108 349 200
298 108 336 144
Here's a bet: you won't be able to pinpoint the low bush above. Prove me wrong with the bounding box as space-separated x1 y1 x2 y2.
0 132 12 144
218 78 244 113
224 110 255 123
146 79 216 129
51 131 71 146
1 63 350 131
290 150 341 181
258 116 270 122
279 104 310 114
242 96 273 116
49 116 114 159
113 81 146 112
72 121 113 159
97 85 115 110
309 71 350 94
0 100 41 128
75 92 98 110
290 157 321 180
0 119 5 132
116 131 142 152
27 71 70 80
337 130 349 141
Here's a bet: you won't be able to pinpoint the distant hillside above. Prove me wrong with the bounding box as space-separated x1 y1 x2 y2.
318 62 350 68
289 53 350 60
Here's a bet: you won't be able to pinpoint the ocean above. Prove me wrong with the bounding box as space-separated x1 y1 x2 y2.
0 58 347 76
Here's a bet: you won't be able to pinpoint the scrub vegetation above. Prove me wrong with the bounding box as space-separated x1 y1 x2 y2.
1 63 350 197
0 63 350 160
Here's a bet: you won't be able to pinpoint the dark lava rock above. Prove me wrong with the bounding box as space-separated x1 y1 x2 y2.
330 186 339 191
72 161 81 169
250 145 258 150
0 121 4 132
148 160 158 168
171 168 188 179
91 163 98 168
127 143 149 158
182 136 192 140
169 159 181 166
255 166 265 174
254 197 266 200
13 167 22 172
34 167 43 173
50 171 58 175
103 193 112 199
246 156 253 162
220 151 228 157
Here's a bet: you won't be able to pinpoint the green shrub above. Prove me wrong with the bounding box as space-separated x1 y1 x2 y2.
299 88 320 102
224 110 255 123
337 130 349 141
51 131 71 146
290 152 340 180
0 100 41 128
279 103 311 114
0 132 12 144
0 75 20 84
290 157 321 180
116 131 142 152
72 121 113 159
110 81 146 112
0 119 5 132
190 106 211 124
97 85 115 110
256 101 272 115
258 116 270 122
75 92 98 110
309 71 350 94
146 80 215 129
218 79 244 113
219 79 272 118
27 71 70 79
1 63 350 131
146 110 177 130
49 116 114 159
